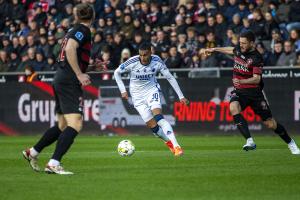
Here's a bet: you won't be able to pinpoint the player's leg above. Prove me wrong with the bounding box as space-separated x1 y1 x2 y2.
45 84 83 175
262 117 300 155
152 108 183 156
45 113 82 175
145 118 170 142
230 92 255 151
22 86 67 172
134 103 169 142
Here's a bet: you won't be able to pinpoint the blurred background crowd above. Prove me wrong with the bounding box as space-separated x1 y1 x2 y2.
0 0 300 73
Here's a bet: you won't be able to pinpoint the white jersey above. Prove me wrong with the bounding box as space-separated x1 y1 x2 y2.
114 55 184 100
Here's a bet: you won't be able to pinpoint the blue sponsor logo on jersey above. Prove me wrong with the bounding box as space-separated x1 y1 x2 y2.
75 31 84 41
135 74 154 80
120 64 125 70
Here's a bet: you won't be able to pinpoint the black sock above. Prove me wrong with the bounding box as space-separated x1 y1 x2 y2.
33 126 61 153
52 126 78 162
233 114 251 139
274 123 292 144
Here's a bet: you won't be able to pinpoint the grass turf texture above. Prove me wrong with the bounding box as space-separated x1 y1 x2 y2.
0 135 300 200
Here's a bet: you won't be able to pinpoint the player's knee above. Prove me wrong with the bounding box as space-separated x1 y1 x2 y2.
154 114 164 123
229 103 240 115
263 119 276 129
67 119 83 132
58 122 67 131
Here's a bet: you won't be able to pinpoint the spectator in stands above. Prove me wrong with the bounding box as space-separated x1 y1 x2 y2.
289 29 300 53
237 0 250 19
271 41 283 65
11 0 26 21
11 36 19 53
179 44 192 67
104 16 118 36
242 17 251 30
160 46 169 63
286 0 300 32
1 36 12 54
195 12 207 35
264 11 279 40
45 55 58 71
0 50 9 72
91 32 104 60
130 32 144 55
32 49 47 71
230 13 243 34
25 65 39 82
224 0 239 23
206 15 216 34
112 33 128 66
158 2 175 27
250 8 267 40
256 42 276 66
186 27 198 54
166 46 182 69
120 48 131 63
170 31 178 46
8 50 20 72
276 40 297 66
189 53 201 68
270 28 283 52
33 3 47 26
215 13 227 43
121 14 134 40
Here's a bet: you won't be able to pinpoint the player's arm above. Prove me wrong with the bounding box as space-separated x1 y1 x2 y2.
200 47 234 56
114 66 128 100
233 74 261 87
160 65 189 105
65 38 91 85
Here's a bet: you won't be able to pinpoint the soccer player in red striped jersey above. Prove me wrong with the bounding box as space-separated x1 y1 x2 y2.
22 3 105 175
201 30 300 154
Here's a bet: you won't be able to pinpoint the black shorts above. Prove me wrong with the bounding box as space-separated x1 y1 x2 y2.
53 82 83 115
230 89 272 121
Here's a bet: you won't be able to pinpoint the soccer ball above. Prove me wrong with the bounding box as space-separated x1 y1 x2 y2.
117 140 135 157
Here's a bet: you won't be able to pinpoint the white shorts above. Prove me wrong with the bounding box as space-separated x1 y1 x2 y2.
133 91 162 122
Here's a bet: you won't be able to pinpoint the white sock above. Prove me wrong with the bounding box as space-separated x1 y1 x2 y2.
247 137 254 144
157 119 179 147
30 147 39 157
156 126 170 142
48 159 60 166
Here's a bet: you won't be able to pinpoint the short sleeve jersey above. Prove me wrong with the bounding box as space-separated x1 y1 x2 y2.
233 45 264 90
55 23 91 83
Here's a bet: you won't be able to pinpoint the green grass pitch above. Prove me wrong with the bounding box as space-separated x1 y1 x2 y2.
0 135 300 200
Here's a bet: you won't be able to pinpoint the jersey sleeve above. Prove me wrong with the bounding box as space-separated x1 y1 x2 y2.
250 55 264 75
68 28 87 46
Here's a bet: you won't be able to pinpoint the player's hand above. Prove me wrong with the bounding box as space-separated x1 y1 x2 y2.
232 78 241 87
94 58 108 71
200 48 214 56
77 73 91 86
180 97 190 105
121 92 128 100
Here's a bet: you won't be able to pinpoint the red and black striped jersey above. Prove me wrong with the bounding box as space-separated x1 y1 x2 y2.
55 23 91 84
233 46 264 90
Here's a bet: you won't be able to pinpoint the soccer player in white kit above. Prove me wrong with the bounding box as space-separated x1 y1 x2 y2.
114 42 189 156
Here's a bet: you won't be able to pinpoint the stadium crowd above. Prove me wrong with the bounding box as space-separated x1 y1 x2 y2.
0 0 300 73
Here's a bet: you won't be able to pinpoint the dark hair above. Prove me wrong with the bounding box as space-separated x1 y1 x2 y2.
138 42 151 51
76 3 94 21
240 30 255 42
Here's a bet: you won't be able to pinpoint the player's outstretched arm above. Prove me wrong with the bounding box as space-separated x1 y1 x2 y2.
114 67 127 98
200 47 234 56
65 38 91 86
